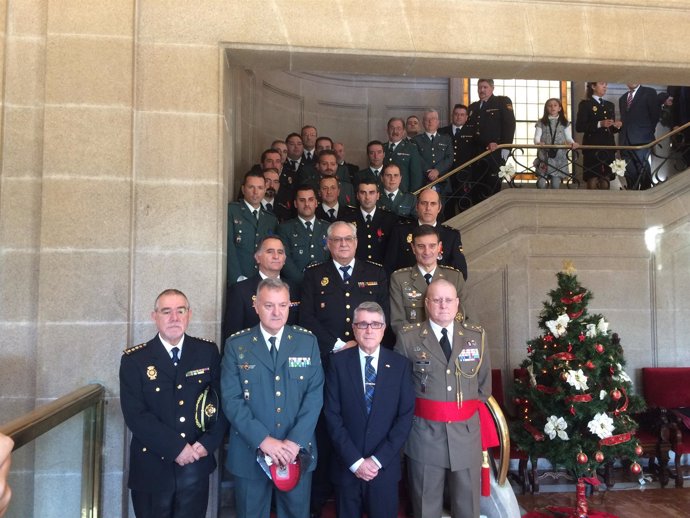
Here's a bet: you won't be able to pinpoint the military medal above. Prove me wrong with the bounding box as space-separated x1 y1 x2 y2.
146 366 157 380
406 233 412 244
321 277 329 286
410 309 417 320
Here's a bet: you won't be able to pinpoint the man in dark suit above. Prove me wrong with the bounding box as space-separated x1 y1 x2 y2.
315 176 358 223
384 117 424 193
439 104 478 216
353 140 385 189
467 79 516 201
395 279 496 518
222 278 324 518
302 125 319 164
414 109 454 192
263 168 295 222
618 84 662 190
352 178 399 265
324 301 415 518
227 171 278 285
224 235 299 340
120 289 228 518
299 221 390 517
384 189 467 280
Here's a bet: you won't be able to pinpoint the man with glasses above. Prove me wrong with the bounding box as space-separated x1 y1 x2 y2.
395 279 495 518
120 289 228 518
222 278 323 518
299 221 389 518
324 302 415 518
389 225 465 336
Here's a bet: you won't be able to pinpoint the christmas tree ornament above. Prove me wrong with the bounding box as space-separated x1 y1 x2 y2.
630 462 642 475
595 343 604 353
635 444 643 456
595 451 605 463
610 388 622 401
577 452 588 464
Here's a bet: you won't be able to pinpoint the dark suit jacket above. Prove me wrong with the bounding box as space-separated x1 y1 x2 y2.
439 123 478 169
324 346 414 486
351 208 399 265
315 203 359 224
467 95 516 150
223 274 300 340
300 260 390 357
618 86 661 145
384 221 468 280
120 334 228 492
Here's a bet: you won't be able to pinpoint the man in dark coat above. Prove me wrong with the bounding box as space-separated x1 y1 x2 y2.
120 289 228 518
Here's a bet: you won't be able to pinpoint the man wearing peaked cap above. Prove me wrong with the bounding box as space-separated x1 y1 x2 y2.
120 289 228 518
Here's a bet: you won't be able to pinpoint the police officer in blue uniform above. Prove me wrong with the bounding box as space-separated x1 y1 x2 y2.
120 289 228 518
222 278 324 518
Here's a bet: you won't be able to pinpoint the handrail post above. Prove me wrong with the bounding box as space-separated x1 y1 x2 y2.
81 398 105 518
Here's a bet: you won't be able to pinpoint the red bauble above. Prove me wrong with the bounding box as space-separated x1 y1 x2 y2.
585 360 595 369
594 451 605 463
595 343 604 353
576 452 588 464
610 389 622 401
513 397 522 405
630 462 642 475
635 445 643 456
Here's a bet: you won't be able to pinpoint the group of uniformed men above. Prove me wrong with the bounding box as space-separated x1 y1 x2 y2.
118 82 509 518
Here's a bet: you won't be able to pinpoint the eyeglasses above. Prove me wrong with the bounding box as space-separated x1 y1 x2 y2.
352 321 385 330
328 236 356 244
427 298 457 306
157 307 189 316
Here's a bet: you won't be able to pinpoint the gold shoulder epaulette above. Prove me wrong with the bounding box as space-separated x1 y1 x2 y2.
462 320 484 332
438 264 460 272
191 336 215 344
366 260 383 268
230 327 252 338
290 325 314 335
401 322 422 333
306 261 325 269
123 342 148 355
395 266 413 273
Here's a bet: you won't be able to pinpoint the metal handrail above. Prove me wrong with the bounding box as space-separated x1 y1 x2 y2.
0 384 105 518
415 120 690 195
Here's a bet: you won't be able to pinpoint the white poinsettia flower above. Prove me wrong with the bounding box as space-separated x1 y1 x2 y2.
585 323 597 338
546 313 570 338
588 412 615 439
566 369 588 391
498 162 516 180
544 415 569 441
609 158 627 177
613 363 632 383
599 390 607 400
597 317 609 334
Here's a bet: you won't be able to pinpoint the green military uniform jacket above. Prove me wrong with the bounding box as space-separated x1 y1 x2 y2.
389 265 465 336
276 217 330 285
384 140 424 193
394 319 491 471
377 190 417 218
227 201 278 285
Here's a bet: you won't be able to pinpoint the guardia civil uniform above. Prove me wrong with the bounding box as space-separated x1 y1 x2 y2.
389 265 465 336
276 217 330 286
377 191 417 219
222 325 324 518
227 201 278 285
384 140 424 193
395 319 496 518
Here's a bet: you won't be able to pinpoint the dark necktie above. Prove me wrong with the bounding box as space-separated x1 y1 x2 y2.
479 101 484 110
306 152 312 161
340 265 351 281
171 347 180 367
252 209 258 220
266 202 273 212
389 143 396 153
366 214 372 224
627 91 633 110
455 127 461 137
269 336 278 365
424 273 432 285
364 356 376 414
429 134 434 144
440 328 452 361
305 220 312 234
289 159 296 170
328 208 335 221
388 192 394 201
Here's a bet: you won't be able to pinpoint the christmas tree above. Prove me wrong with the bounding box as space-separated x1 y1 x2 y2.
511 262 645 486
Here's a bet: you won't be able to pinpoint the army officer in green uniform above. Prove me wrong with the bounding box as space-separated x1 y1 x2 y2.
389 225 465 336
222 278 324 518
